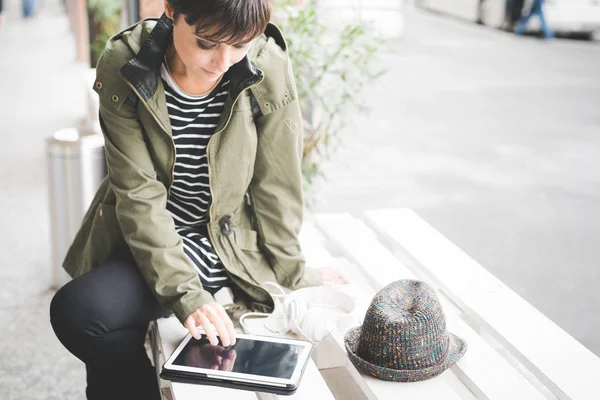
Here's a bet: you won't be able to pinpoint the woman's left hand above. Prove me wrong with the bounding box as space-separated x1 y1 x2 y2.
320 267 352 284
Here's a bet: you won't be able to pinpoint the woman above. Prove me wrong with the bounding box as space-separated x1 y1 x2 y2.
49 1 348 399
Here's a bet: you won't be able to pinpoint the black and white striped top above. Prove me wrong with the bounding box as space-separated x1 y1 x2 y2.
161 61 230 292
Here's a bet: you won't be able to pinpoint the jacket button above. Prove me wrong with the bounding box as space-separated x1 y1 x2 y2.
219 216 232 236
98 207 103 218
112 94 119 102
95 81 103 90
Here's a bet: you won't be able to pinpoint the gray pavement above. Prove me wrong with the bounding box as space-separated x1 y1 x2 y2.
313 8 600 357
1 1 600 399
0 0 87 399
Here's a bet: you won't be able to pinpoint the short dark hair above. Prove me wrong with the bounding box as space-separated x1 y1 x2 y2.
167 0 272 44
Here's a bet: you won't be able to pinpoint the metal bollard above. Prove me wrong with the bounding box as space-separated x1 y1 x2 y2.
47 128 106 289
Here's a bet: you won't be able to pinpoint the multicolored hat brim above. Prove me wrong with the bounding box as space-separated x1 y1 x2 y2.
344 326 468 382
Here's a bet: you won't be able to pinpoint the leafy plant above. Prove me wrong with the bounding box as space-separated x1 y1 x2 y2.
274 0 387 206
88 0 121 67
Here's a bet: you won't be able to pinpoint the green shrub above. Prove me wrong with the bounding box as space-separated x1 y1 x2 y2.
274 0 387 205
88 0 121 67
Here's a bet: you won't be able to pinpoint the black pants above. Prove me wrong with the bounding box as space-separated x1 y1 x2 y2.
50 250 171 400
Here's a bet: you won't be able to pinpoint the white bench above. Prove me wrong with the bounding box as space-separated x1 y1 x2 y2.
149 210 600 400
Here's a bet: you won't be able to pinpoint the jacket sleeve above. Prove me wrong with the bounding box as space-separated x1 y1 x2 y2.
95 50 214 324
248 61 322 290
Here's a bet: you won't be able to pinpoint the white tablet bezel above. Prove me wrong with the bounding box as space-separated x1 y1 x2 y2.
163 331 313 387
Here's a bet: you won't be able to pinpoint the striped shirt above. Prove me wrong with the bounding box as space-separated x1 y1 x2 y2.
160 61 230 292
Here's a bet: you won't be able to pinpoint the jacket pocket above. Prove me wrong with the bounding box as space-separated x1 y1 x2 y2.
233 228 261 252
88 203 123 267
223 228 277 286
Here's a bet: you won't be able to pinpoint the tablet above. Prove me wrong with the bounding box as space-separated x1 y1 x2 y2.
161 331 313 395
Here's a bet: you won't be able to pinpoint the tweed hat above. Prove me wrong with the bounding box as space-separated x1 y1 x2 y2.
344 279 467 382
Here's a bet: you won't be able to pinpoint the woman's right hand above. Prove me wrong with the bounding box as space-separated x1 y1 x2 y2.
184 302 236 347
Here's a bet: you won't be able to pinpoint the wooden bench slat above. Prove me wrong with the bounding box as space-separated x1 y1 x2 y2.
289 360 336 400
313 212 546 399
443 312 548 399
171 380 257 399
365 208 600 400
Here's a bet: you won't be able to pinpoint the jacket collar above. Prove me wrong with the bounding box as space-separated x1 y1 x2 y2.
120 13 263 103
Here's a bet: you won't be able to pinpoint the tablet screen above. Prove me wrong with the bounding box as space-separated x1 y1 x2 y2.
171 334 303 379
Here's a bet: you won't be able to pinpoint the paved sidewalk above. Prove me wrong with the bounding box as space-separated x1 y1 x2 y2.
0 0 88 398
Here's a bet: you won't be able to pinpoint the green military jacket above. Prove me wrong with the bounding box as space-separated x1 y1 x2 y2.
63 14 321 324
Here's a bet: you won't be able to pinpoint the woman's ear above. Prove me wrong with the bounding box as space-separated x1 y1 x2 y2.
164 0 174 20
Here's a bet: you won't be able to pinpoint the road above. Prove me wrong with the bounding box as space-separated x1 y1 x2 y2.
313 7 600 356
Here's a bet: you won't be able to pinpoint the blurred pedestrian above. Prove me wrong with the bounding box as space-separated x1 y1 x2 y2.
514 0 554 39
22 0 36 18
478 0 523 30
0 0 4 26
506 0 525 30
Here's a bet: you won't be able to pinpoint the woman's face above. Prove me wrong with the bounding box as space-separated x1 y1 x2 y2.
166 7 254 82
